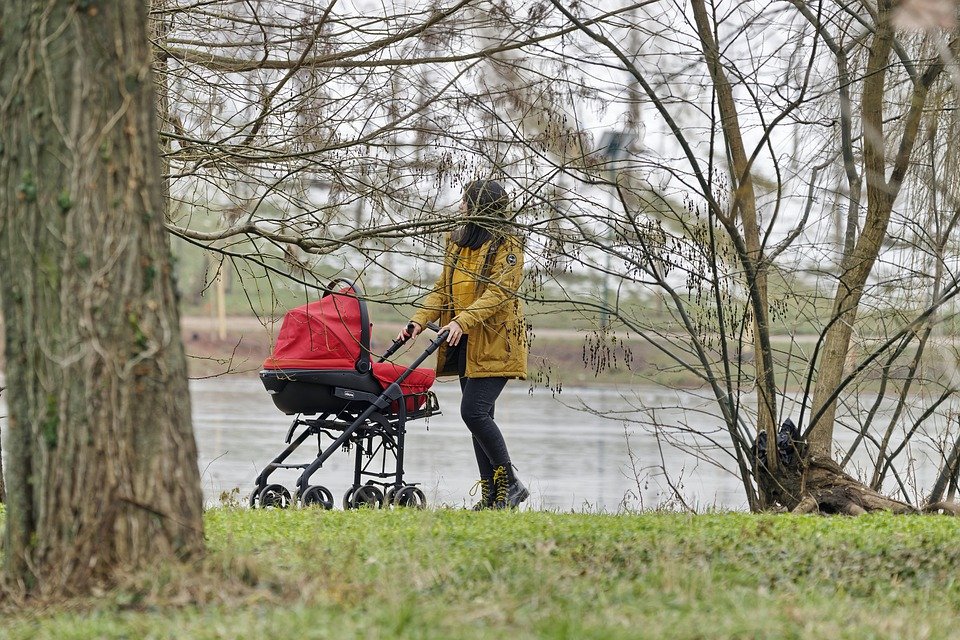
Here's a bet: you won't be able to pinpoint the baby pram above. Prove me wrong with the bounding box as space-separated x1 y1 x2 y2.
251 279 446 509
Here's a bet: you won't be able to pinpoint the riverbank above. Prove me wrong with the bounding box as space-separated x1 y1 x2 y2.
4 509 960 639
0 311 922 391
181 315 711 388
183 313 948 395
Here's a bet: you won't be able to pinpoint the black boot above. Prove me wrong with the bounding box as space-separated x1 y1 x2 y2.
470 476 494 510
491 464 529 509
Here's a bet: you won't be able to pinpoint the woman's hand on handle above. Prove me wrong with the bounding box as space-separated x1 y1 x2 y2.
397 321 422 342
439 320 463 346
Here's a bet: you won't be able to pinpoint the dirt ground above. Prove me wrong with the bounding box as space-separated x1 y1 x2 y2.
182 315 276 378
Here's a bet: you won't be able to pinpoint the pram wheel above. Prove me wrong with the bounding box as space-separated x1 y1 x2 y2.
394 485 426 509
258 484 291 509
346 485 384 509
300 485 334 510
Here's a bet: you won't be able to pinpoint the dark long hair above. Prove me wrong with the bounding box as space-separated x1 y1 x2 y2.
453 179 509 249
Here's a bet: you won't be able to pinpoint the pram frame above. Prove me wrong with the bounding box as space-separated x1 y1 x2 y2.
252 281 447 509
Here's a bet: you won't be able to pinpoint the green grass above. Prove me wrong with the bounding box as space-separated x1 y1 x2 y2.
3 510 960 639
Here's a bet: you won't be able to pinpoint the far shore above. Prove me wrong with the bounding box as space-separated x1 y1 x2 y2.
181 314 643 387
0 314 937 394
180 314 946 396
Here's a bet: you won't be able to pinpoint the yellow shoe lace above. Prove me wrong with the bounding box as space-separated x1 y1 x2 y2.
469 479 490 498
492 466 509 504
470 478 492 509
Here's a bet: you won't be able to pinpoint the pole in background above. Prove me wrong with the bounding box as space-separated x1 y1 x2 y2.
596 130 636 330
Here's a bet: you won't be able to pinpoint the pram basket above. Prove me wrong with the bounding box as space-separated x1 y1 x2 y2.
251 280 446 509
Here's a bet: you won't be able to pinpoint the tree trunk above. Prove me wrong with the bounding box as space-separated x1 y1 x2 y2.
758 454 917 515
808 1 952 456
0 1 204 595
0 382 5 503
690 0 777 477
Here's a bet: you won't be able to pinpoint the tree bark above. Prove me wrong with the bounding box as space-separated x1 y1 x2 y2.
755 444 917 515
0 1 204 595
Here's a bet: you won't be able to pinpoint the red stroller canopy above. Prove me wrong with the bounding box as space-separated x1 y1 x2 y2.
263 286 365 371
262 284 436 407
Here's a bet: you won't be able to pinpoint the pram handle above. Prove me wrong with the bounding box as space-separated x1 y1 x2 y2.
377 322 448 363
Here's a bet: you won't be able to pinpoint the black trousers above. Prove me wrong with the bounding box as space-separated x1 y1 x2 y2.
452 338 511 478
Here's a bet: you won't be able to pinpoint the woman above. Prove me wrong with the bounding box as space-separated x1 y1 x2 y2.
399 179 529 509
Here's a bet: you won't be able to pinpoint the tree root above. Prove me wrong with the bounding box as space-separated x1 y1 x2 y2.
763 455 960 516
791 496 818 514
922 501 960 516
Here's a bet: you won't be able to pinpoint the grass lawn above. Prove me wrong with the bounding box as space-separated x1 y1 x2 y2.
3 509 960 639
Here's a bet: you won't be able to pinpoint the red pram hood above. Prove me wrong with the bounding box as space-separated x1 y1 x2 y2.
263 285 435 402
263 287 365 371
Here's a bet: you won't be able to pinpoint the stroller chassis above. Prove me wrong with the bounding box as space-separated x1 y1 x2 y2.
250 387 440 509
252 290 447 510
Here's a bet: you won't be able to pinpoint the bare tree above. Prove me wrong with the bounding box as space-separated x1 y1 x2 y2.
145 0 960 515
544 0 960 513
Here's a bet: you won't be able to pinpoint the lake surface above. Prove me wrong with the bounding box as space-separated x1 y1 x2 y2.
193 376 758 511
2 375 947 511
193 375 954 511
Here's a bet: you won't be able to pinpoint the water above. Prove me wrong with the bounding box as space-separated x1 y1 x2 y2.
193 376 752 511
194 374 957 511
1 375 948 512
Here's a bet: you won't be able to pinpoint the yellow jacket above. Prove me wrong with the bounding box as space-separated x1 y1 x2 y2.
411 234 528 379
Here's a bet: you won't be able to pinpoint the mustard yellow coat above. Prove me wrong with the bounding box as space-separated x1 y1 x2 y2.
411 234 528 379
